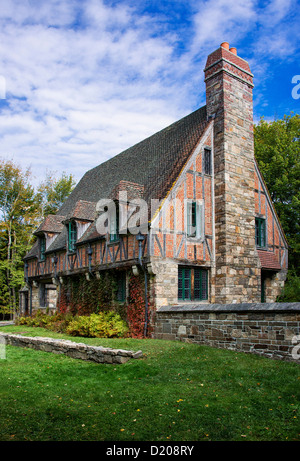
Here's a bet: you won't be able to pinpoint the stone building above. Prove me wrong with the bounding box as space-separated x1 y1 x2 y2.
20 42 288 320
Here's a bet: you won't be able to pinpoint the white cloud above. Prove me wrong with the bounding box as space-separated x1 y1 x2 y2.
0 0 186 185
0 0 298 187
191 0 256 52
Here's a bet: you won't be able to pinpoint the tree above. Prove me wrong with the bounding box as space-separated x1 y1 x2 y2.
254 113 300 274
0 162 76 318
0 160 38 317
36 171 76 218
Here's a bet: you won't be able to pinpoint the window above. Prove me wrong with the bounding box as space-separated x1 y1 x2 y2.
255 218 266 247
40 236 46 261
117 272 126 302
39 284 46 307
204 148 212 175
178 266 208 301
110 204 119 242
186 201 203 239
68 221 77 253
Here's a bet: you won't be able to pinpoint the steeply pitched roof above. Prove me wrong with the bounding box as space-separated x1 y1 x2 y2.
58 105 209 216
25 105 210 258
34 214 65 235
63 200 97 223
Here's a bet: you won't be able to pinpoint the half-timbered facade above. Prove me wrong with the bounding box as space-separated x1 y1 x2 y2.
21 42 288 317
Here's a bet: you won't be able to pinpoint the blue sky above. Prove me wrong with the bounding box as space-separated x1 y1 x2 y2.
0 0 299 186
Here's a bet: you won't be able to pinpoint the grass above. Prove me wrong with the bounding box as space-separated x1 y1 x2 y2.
0 324 299 441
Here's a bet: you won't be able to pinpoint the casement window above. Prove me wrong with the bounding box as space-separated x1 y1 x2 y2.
178 266 208 301
255 217 266 248
186 200 203 239
110 204 119 242
117 272 126 302
40 236 46 261
68 221 77 253
204 148 212 175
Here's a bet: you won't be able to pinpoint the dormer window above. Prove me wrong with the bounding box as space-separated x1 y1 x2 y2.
40 236 46 261
68 220 77 253
109 203 119 242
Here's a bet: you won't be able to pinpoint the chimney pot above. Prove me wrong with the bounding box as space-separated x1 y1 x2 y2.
220 42 230 50
229 47 237 55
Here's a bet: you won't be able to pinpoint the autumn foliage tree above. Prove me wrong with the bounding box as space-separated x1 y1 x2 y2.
0 160 37 317
0 159 75 318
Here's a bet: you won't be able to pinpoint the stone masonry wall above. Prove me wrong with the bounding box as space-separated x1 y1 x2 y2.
204 44 261 303
154 303 300 362
0 333 143 364
149 257 178 308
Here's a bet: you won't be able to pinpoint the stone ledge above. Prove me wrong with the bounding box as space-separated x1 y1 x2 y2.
0 333 143 364
157 302 300 313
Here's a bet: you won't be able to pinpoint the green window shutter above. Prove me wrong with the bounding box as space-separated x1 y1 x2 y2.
110 205 119 242
178 267 191 300
187 201 203 240
179 267 208 301
187 202 197 238
194 269 208 300
261 219 266 247
178 267 183 300
255 218 266 247
68 221 77 253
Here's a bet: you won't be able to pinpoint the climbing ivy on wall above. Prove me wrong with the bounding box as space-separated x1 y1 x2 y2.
57 272 117 316
126 273 154 338
56 270 155 338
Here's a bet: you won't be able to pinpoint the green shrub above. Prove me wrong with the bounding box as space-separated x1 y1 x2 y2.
277 272 300 302
16 311 129 339
16 311 67 330
66 312 129 338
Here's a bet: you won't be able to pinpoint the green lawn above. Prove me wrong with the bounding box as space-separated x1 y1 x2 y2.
0 325 299 441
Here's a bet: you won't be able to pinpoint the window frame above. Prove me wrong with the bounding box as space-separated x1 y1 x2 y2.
116 271 126 303
39 235 46 261
109 203 119 243
68 220 77 253
203 148 212 175
255 217 266 248
186 199 204 241
178 266 208 302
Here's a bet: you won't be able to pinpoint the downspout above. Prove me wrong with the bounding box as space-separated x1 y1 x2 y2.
87 245 93 274
136 232 149 337
29 285 32 316
25 262 32 316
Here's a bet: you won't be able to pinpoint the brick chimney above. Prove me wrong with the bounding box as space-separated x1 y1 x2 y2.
204 43 260 303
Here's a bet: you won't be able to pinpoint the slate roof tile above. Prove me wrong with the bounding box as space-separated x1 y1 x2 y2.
25 105 209 258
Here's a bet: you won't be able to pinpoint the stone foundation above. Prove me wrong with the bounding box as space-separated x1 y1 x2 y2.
149 257 178 308
0 333 143 364
154 303 300 362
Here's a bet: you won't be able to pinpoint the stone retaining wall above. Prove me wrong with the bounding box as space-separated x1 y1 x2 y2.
154 303 300 362
0 332 143 364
